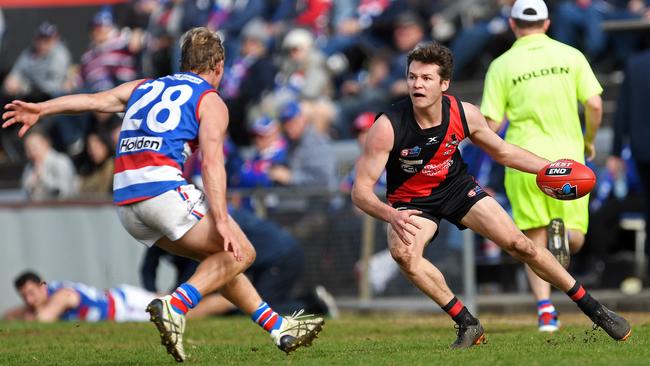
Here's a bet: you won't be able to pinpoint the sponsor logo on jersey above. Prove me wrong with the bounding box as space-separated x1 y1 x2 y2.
119 136 163 153
511 66 570 86
165 73 204 84
400 146 421 157
399 158 423 165
443 149 455 156
426 136 440 145
541 183 578 200
401 164 419 173
421 159 453 177
445 133 460 148
545 167 572 176
467 185 483 197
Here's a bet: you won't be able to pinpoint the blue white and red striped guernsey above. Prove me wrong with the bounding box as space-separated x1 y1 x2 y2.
113 72 215 205
48 281 122 321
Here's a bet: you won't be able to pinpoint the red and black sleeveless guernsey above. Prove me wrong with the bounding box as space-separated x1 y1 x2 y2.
384 94 471 205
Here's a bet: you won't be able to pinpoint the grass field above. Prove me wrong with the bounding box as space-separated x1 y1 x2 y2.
1 312 649 365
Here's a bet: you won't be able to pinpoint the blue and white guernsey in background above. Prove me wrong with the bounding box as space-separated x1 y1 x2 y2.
48 281 122 321
113 72 216 205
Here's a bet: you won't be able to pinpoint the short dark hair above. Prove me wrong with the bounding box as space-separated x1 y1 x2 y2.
512 18 546 29
14 271 42 290
180 27 225 74
406 42 454 81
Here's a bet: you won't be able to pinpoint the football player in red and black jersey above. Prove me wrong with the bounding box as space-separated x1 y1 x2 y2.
351 41 631 348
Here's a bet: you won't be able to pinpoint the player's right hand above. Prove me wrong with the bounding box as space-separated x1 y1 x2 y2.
216 219 242 262
389 209 423 245
2 100 42 137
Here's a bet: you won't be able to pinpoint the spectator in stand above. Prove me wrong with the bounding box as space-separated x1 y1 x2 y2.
552 0 650 67
340 111 385 192
1 21 72 162
292 0 333 36
269 100 337 189
609 48 650 273
450 0 516 79
114 0 158 31
221 18 277 146
335 50 391 138
80 10 139 93
387 11 426 101
179 0 213 33
21 129 77 201
578 148 644 283
276 28 333 101
77 132 114 198
211 0 266 65
232 115 289 188
2 22 71 101
321 0 364 56
116 0 171 78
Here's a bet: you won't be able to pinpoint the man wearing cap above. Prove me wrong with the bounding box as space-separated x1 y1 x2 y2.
269 101 337 189
481 0 603 332
81 11 138 93
221 18 277 146
3 21 71 100
277 28 332 100
386 11 426 101
340 112 386 192
234 115 289 188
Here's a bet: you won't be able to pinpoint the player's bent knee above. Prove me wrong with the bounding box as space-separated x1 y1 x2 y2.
506 235 537 260
389 246 416 272
241 244 256 267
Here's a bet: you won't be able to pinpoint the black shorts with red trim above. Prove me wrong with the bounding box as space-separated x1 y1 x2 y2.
392 174 490 230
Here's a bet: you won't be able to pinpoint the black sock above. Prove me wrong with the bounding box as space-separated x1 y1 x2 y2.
566 281 600 317
442 297 478 326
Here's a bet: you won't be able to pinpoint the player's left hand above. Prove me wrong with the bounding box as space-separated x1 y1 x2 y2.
216 219 242 262
389 208 423 245
584 141 596 161
2 100 42 137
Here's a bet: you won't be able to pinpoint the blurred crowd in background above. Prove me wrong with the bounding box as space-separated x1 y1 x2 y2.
0 0 649 294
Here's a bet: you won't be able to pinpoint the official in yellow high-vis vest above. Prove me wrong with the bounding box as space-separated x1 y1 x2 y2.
480 0 602 333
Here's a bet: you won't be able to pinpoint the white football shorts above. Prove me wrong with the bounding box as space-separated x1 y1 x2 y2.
111 284 158 322
116 184 208 247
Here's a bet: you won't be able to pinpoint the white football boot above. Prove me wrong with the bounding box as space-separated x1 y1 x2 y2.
271 309 325 354
146 296 186 362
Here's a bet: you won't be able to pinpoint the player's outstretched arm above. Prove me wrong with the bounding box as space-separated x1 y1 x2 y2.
198 92 242 261
351 115 422 245
36 287 80 322
465 102 549 174
2 79 144 137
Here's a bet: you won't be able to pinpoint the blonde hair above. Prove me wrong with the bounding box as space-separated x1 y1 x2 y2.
180 27 225 74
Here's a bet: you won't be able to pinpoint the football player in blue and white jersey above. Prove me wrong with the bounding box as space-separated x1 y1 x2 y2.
4 271 155 323
2 27 324 362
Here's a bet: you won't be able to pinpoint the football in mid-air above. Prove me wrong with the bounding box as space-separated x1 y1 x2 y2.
536 159 596 200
